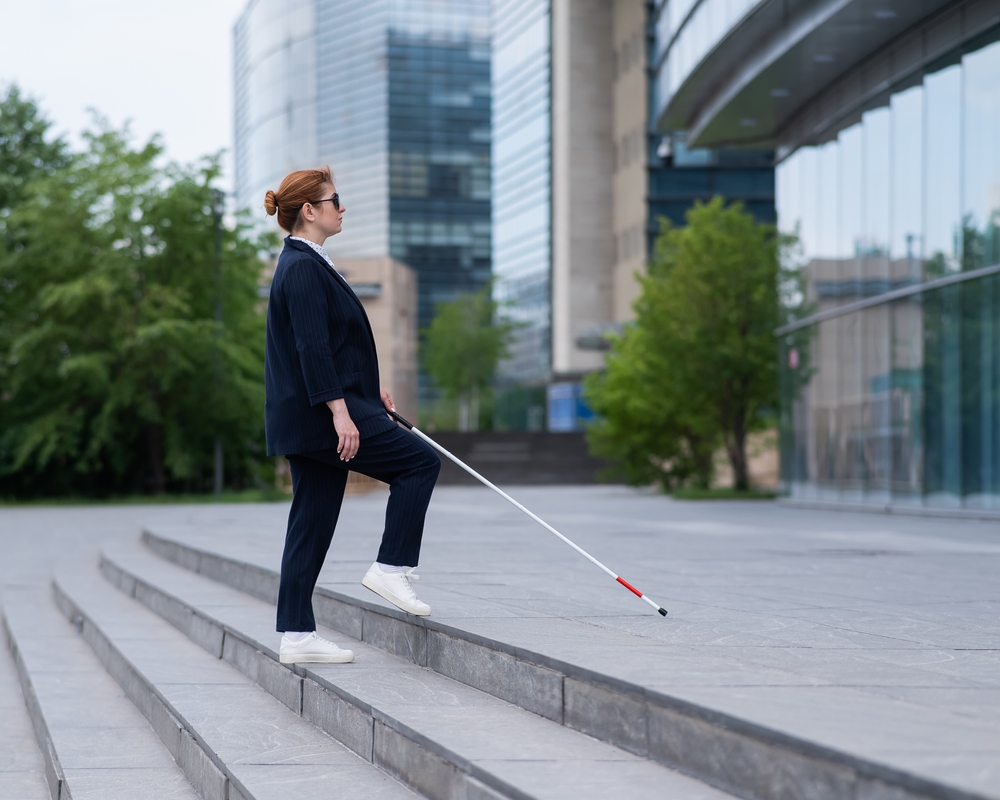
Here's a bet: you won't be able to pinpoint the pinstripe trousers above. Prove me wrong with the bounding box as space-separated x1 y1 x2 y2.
275 426 442 632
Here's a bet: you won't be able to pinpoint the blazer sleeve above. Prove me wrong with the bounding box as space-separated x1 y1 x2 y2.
281 258 344 406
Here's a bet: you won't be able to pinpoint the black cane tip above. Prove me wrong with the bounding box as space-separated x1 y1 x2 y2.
658 607 668 616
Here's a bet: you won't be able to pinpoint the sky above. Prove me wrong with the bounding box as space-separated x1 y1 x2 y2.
0 0 248 188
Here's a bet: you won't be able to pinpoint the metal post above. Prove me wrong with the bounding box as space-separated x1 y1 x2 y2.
212 189 225 497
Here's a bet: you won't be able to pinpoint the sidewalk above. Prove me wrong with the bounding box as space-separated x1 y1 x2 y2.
2 487 999 797
145 486 1000 797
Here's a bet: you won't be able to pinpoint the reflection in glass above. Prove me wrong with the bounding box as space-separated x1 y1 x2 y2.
657 0 764 109
775 34 1000 509
889 85 923 274
923 65 962 276
961 42 1000 507
492 0 552 429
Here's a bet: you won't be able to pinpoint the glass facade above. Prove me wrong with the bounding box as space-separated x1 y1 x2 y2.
385 9 493 333
234 0 491 407
652 0 765 119
233 0 319 219
649 2 775 254
492 0 552 426
777 35 1000 509
314 0 391 259
648 137 775 250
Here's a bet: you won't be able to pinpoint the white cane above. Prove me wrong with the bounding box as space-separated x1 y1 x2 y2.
388 411 667 616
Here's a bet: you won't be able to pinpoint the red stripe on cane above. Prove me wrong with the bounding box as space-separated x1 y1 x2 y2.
616 577 643 598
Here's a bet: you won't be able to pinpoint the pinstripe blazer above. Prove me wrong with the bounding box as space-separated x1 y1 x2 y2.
264 237 396 456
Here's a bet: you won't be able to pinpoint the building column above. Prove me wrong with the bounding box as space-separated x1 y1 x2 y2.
551 0 616 377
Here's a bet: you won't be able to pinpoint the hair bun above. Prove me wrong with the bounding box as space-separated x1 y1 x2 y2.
263 189 278 216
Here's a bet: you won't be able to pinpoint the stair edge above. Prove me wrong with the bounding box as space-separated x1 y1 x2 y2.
2 610 66 800
52 572 231 800
139 527 995 800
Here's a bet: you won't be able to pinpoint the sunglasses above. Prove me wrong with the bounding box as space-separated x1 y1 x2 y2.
308 193 341 211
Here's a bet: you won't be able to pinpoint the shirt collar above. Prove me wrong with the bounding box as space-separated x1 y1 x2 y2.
289 236 336 270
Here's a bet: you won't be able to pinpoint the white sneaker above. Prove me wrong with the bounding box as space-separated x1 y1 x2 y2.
361 564 431 616
279 632 354 664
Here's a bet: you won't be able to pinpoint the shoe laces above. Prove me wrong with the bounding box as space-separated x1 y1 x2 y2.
284 631 318 647
396 568 420 603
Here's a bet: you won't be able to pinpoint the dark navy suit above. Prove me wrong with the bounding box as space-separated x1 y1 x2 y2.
265 237 440 632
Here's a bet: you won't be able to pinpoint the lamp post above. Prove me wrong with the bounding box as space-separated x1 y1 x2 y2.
212 189 225 497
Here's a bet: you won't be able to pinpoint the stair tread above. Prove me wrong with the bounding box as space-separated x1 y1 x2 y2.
104 538 738 800
3 585 202 800
54 565 421 800
142 521 1000 800
0 602 52 800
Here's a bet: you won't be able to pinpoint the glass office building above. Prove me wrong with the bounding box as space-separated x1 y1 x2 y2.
648 136 775 239
651 0 1000 510
491 0 552 428
777 36 1000 509
649 1 774 241
489 0 775 430
234 0 491 338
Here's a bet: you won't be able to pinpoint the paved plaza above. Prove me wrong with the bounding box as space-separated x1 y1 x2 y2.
2 487 999 799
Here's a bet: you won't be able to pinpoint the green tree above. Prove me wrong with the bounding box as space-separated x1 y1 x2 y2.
421 284 515 431
0 84 69 222
586 198 788 491
584 319 716 488
0 106 275 497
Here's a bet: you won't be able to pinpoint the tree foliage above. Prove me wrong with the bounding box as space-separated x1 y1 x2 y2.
583 316 716 487
0 84 69 220
421 284 515 430
586 198 792 490
0 87 276 498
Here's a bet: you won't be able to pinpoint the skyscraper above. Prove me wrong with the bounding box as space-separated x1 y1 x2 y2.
491 1 775 430
491 0 553 428
234 0 491 340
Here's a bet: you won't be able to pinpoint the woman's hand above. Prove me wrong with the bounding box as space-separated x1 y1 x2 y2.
380 388 396 413
326 399 359 461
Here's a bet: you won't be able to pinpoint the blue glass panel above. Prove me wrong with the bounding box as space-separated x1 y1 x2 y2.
710 169 775 199
492 0 552 392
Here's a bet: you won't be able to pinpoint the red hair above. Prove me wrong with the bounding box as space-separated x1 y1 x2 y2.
263 166 334 232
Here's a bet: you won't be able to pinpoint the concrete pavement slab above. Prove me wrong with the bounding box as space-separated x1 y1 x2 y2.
54 565 424 800
101 536 743 799
3 586 201 800
61 767 213 800
131 486 1000 798
0 633 48 800
473 758 740 800
3 487 998 798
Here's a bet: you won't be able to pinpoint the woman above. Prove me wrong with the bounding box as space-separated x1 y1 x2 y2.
263 167 441 665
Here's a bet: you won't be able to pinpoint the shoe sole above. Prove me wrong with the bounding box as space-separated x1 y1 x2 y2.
361 575 431 616
279 652 355 664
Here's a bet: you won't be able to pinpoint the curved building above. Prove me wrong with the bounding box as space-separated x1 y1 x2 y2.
653 0 1000 510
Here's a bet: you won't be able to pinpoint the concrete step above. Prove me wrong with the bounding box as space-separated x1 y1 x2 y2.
0 612 48 800
52 563 422 800
2 584 201 800
101 537 738 800
141 526 993 800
